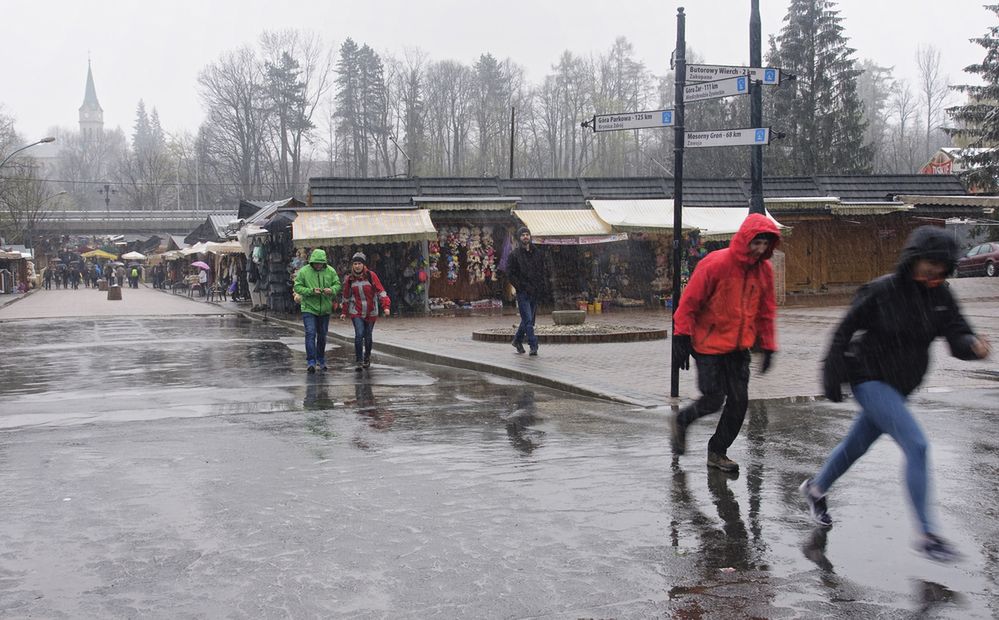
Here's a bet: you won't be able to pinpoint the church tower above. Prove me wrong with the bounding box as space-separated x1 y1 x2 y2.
79 60 104 140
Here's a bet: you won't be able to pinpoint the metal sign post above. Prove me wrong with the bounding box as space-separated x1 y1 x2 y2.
749 0 765 215
670 8 686 399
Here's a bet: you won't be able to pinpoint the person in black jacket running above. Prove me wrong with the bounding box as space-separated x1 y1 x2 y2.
506 226 547 356
800 226 991 562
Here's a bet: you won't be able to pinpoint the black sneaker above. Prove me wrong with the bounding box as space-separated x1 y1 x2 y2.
529 348 538 356
918 534 962 563
799 478 832 527
355 362 363 372
307 365 316 374
320 364 328 372
362 357 371 369
512 339 526 354
669 413 687 455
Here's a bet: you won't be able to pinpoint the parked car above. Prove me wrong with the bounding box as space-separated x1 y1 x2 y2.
956 242 999 277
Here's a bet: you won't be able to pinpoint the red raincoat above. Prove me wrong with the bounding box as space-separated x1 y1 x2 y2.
673 213 781 355
342 268 390 322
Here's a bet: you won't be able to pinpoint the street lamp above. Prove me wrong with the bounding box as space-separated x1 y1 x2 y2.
0 137 56 170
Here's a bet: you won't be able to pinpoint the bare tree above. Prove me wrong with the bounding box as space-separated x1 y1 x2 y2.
198 46 269 198
916 44 951 162
0 163 65 244
888 80 921 173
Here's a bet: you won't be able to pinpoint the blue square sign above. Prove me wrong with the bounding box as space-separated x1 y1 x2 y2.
662 111 673 125
754 129 767 143
764 69 777 84
737 76 747 91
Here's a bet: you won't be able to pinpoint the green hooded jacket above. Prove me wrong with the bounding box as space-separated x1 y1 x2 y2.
293 249 342 316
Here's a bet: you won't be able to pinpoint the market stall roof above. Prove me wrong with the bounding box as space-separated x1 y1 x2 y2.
588 199 784 239
412 196 519 211
512 209 613 237
204 241 243 254
121 251 146 260
180 242 209 256
292 209 437 247
82 249 117 260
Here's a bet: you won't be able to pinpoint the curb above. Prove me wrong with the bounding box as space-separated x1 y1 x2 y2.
0 288 36 310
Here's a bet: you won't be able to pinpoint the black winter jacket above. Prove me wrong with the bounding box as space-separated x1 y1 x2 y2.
507 243 547 299
823 227 979 397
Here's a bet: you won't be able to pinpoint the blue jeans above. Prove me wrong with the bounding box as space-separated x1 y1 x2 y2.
352 317 374 362
302 313 330 367
814 381 934 534
514 292 538 350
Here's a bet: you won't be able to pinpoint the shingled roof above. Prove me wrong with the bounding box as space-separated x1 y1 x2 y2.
307 175 970 211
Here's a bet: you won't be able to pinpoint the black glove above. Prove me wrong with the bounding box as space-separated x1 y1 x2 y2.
759 350 775 374
822 356 845 402
672 334 692 371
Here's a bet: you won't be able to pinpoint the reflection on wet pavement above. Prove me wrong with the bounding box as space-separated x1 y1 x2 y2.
0 316 996 618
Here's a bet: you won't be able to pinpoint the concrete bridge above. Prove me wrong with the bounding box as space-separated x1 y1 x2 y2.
35 210 208 235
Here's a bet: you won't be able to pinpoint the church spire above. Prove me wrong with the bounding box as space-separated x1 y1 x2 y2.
79 59 104 139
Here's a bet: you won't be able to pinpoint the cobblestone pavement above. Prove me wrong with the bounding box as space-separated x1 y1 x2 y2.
318 277 999 407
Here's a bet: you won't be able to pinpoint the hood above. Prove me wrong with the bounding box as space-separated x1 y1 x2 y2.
307 248 327 264
896 225 958 276
729 213 781 265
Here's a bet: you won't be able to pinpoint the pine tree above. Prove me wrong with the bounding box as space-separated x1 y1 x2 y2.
766 0 872 175
334 38 362 175
947 4 999 191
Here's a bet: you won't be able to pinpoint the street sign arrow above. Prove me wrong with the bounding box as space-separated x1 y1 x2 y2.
683 75 750 103
589 109 674 132
685 127 772 148
686 64 781 85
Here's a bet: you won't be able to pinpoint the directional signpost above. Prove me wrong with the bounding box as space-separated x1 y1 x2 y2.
683 75 750 104
586 109 674 133
685 127 771 148
686 63 781 85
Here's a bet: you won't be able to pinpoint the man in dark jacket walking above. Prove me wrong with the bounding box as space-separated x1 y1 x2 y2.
800 226 990 562
506 226 547 356
670 214 781 472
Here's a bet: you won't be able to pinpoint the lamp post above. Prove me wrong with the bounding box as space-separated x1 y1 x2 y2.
0 137 56 170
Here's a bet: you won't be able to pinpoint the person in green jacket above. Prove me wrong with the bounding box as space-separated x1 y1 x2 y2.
293 248 342 373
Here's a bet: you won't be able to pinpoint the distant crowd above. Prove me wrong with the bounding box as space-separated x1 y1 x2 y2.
41 262 164 290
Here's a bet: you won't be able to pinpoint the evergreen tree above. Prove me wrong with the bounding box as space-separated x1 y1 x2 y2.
334 38 362 175
766 0 871 175
947 4 999 191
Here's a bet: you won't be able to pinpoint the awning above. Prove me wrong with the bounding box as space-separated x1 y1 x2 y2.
292 209 437 247
512 209 613 237
204 241 243 254
180 242 208 256
588 199 784 240
82 249 117 260
832 203 914 216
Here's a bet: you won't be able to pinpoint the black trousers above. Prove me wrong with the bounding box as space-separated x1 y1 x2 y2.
677 350 750 456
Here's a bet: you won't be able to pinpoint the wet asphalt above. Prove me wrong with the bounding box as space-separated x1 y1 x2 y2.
0 314 997 619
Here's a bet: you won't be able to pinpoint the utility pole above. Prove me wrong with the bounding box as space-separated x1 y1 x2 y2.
670 7 686 398
749 0 764 214
509 106 516 178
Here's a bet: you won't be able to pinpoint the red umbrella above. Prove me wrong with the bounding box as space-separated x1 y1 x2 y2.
191 261 211 270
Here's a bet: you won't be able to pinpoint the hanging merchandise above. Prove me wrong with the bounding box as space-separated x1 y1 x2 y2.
428 240 442 279
481 225 497 282
467 226 484 283
446 227 461 285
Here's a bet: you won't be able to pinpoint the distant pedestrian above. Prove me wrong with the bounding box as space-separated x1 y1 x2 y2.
669 214 781 473
340 252 390 372
506 226 547 356
129 265 140 288
293 249 342 374
43 267 52 290
115 265 125 287
801 226 991 562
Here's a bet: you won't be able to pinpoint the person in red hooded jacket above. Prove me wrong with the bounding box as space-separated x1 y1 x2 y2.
669 213 781 472
340 252 391 372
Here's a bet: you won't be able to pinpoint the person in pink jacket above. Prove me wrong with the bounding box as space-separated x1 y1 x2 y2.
340 252 391 371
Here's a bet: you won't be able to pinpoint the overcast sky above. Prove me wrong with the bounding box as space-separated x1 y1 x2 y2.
1 0 989 142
